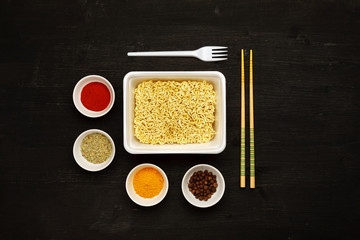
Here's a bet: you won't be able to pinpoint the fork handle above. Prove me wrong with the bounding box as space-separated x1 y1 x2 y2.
127 50 195 57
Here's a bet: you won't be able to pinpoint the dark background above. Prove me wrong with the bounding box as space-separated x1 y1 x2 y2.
1 0 360 239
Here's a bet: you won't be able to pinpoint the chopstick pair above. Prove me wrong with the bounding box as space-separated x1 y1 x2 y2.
240 49 255 189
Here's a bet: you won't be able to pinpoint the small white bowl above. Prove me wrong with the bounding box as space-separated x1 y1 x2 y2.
73 129 115 171
73 75 115 118
126 163 169 207
182 164 225 208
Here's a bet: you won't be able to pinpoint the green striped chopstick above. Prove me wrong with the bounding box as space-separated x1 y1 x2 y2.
240 49 246 188
249 49 255 189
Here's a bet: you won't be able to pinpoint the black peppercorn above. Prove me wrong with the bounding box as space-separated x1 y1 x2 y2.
188 170 218 201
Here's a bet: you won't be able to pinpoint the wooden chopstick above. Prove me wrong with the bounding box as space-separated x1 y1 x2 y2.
249 50 255 189
240 49 246 188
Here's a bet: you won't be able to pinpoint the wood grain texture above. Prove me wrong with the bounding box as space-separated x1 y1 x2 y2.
1 0 360 239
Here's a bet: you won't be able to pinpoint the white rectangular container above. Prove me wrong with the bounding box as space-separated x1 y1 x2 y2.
123 71 226 154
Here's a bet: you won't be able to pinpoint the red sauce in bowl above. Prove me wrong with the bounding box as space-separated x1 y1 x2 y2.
81 82 111 111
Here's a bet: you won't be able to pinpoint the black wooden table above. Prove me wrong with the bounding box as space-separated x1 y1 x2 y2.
1 0 360 239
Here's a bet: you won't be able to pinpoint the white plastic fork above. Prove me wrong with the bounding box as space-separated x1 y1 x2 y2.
127 46 228 62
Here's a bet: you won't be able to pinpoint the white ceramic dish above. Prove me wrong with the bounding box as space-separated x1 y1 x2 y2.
125 163 169 207
73 129 115 171
182 164 225 208
123 71 226 154
73 75 115 118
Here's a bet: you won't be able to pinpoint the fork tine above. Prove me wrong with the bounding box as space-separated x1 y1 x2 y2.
212 54 228 57
212 48 228 52
211 46 227 49
210 58 227 61
212 51 228 55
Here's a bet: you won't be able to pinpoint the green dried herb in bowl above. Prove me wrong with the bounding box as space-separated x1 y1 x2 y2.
80 133 112 164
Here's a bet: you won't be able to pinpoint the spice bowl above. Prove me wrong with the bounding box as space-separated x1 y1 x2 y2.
73 75 115 118
126 163 169 207
182 164 225 208
73 129 115 171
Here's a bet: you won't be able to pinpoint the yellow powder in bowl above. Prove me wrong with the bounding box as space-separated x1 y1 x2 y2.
133 167 164 198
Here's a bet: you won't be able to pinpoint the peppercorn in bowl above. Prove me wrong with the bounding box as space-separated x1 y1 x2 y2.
182 164 225 208
126 163 169 207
